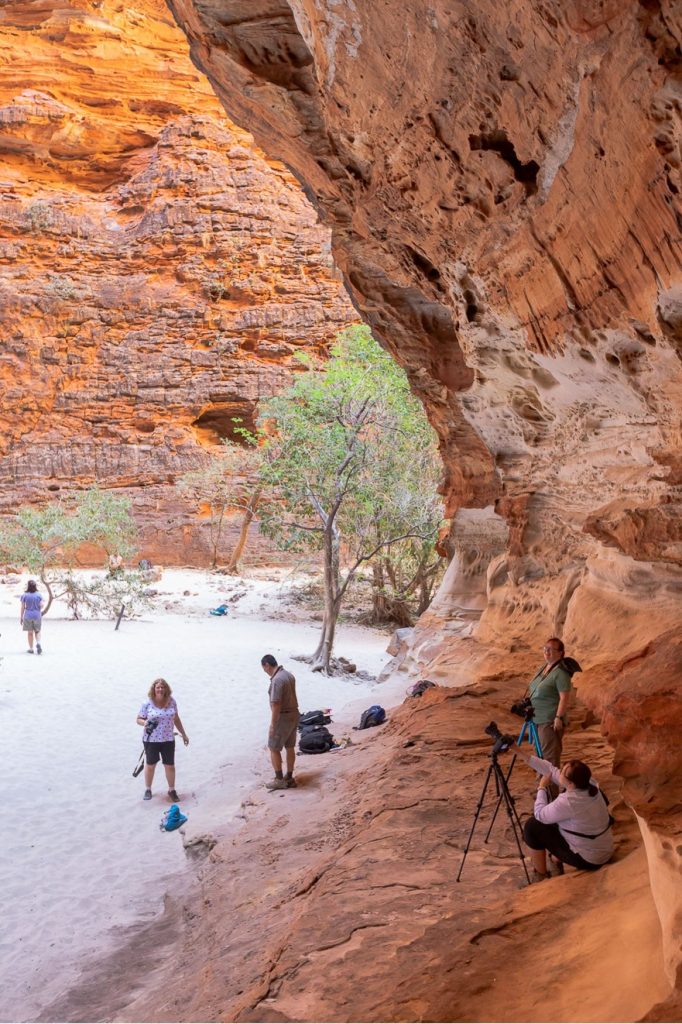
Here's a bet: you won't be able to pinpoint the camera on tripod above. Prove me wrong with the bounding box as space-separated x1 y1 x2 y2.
144 718 159 737
484 721 514 755
510 696 534 721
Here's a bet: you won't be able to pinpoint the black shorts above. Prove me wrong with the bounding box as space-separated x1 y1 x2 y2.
144 740 175 766
523 816 602 871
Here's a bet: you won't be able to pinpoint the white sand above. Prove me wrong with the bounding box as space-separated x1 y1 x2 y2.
0 569 399 1023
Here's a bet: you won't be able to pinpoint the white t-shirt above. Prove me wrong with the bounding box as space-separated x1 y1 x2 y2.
138 698 177 743
529 755 614 865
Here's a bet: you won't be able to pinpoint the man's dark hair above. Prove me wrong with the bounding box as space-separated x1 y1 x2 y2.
261 654 277 668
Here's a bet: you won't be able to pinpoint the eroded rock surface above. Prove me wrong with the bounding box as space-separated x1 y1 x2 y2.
160 0 682 1007
0 0 355 563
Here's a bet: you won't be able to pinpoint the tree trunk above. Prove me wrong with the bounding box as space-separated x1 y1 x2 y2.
310 522 341 673
225 487 262 575
40 572 54 616
210 506 225 570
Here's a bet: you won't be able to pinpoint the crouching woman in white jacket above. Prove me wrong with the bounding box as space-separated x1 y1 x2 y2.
520 753 614 883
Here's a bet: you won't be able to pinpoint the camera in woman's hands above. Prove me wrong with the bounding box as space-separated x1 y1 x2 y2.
144 718 159 736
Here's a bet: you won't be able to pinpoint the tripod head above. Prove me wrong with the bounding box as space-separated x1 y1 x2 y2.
484 721 515 757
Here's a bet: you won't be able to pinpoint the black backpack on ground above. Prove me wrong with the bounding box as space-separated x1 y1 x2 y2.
298 710 332 731
298 725 334 754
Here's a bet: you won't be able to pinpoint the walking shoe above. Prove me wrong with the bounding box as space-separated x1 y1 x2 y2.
36 643 42 655
548 855 565 877
285 777 298 788
530 869 550 884
168 789 179 801
143 789 152 801
27 648 34 654
265 777 287 791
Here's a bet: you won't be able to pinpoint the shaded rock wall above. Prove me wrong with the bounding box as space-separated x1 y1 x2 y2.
0 0 355 564
163 0 682 995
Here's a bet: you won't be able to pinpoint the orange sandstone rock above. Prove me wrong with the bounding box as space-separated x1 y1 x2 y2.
0 0 356 563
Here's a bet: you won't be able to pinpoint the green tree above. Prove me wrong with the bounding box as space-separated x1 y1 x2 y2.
178 438 263 572
259 325 443 673
0 487 142 616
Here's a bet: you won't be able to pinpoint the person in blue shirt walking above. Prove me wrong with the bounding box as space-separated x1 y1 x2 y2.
20 580 44 654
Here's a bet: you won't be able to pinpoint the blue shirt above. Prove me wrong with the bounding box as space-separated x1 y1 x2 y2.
21 592 43 620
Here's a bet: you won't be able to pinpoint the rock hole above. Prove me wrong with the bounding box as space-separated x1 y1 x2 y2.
464 289 479 322
468 130 539 195
578 348 596 362
407 246 441 283
605 352 621 366
47 484 60 491
192 400 257 446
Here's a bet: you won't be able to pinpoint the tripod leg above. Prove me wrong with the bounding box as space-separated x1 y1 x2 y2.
484 755 517 843
456 762 494 882
531 724 543 758
495 762 531 884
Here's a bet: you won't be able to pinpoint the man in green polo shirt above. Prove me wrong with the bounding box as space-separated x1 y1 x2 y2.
528 637 572 767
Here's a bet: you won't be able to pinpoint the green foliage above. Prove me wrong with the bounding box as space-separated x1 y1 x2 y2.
57 570 152 620
259 324 442 559
257 324 444 669
0 487 140 616
178 438 263 569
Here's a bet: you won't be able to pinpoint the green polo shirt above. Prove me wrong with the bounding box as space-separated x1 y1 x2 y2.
528 663 572 725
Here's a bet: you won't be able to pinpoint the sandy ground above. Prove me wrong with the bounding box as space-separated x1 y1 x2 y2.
0 568 397 1024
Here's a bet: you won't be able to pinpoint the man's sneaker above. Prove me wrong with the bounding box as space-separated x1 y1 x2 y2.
36 643 42 655
143 789 152 801
265 777 287 791
168 789 179 801
285 777 298 788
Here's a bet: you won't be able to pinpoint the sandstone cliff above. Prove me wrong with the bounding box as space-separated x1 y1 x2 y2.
0 0 355 564
156 0 681 1014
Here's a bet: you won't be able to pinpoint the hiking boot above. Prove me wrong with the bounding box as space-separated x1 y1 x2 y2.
285 777 298 788
548 855 565 877
530 869 550 884
168 789 179 801
143 789 152 801
36 643 42 655
265 777 287 791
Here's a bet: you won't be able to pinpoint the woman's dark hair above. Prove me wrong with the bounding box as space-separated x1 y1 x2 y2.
546 636 565 655
261 654 277 668
563 759 598 796
26 580 37 593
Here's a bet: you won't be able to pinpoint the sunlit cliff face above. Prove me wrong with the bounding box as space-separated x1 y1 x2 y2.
163 0 682 985
0 0 355 563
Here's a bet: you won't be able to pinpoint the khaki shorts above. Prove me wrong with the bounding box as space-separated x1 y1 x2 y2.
23 618 41 633
537 723 563 767
268 711 300 751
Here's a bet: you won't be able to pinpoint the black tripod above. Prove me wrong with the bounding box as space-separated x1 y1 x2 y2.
456 748 531 885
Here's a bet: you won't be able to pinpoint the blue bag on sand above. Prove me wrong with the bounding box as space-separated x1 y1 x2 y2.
355 705 387 730
210 604 228 616
160 804 187 831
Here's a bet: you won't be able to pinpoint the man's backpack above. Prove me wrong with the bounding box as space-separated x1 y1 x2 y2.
298 725 334 754
298 710 332 731
356 705 386 730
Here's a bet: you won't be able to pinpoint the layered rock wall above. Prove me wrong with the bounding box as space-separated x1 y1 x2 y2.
0 0 356 563
163 0 682 998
